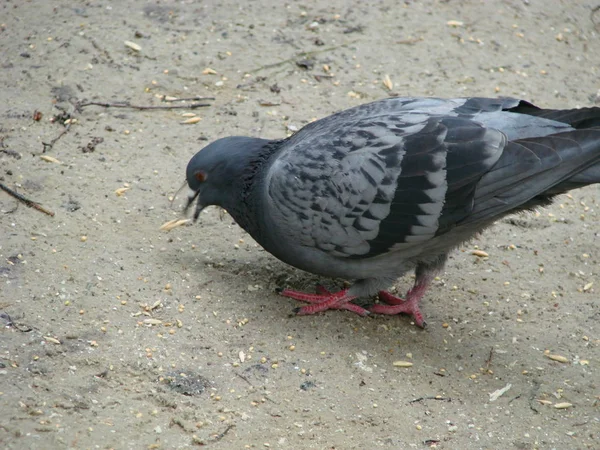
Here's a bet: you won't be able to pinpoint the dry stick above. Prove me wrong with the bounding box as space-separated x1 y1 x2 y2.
409 396 451 404
0 312 33 333
78 101 211 110
42 123 71 153
160 95 215 102
528 380 542 414
484 347 494 373
235 372 254 386
0 182 55 217
211 424 235 443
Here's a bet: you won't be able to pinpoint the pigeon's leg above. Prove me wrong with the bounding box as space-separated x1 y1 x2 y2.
278 286 369 316
368 282 429 328
368 257 447 328
375 291 407 305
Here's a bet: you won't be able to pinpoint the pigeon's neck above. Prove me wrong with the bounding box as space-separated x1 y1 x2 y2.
225 140 281 236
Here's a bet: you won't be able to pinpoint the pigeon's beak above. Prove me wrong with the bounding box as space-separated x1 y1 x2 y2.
184 189 207 222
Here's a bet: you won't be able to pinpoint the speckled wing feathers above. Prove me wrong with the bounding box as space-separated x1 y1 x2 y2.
265 98 510 259
266 117 412 257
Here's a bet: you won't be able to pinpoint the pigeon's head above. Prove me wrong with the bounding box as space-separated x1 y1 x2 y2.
184 136 270 221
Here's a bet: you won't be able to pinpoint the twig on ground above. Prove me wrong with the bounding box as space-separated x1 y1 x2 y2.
77 101 212 111
160 95 215 103
0 312 33 332
0 182 55 217
42 123 71 153
396 37 424 45
212 424 234 443
235 372 253 386
528 380 541 414
409 396 451 404
484 347 494 373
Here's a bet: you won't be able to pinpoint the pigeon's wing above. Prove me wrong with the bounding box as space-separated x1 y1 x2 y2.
264 104 508 259
264 96 598 260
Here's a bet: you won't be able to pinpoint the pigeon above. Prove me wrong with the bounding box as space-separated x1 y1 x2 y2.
185 97 600 327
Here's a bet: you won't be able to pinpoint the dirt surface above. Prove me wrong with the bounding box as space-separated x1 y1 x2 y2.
1 0 599 449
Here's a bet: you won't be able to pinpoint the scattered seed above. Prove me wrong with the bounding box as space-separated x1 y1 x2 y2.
537 399 553 405
392 360 413 368
447 20 464 27
148 300 161 311
80 236 87 242
181 112 197 117
583 282 593 292
202 68 217 75
115 187 130 196
160 218 190 231
553 402 572 409
181 117 201 124
124 40 142 51
239 351 246 363
471 250 489 258
44 336 61 345
382 74 393 91
40 155 61 164
144 318 162 325
546 354 569 363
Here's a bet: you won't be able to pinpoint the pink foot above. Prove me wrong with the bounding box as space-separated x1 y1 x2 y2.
278 286 369 316
368 284 428 328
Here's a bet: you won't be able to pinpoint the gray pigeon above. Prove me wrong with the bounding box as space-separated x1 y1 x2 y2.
185 97 600 327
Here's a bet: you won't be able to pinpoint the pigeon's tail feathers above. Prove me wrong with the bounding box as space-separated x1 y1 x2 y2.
509 101 600 130
466 127 600 223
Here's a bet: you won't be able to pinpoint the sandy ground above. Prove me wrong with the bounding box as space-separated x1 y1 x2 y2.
1 0 599 449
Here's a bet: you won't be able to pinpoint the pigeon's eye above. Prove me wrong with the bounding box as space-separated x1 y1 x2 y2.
195 171 207 183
